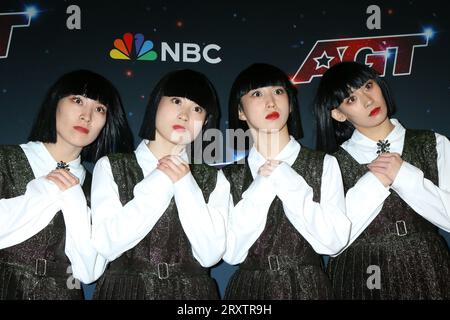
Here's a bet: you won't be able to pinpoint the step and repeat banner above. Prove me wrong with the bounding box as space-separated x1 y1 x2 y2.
1 0 449 298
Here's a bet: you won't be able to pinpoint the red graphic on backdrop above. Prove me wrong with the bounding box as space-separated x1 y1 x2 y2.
0 12 31 58
292 33 429 84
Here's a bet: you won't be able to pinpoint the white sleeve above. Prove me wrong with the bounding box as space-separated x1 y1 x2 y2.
60 185 108 284
173 170 229 267
0 177 61 249
390 133 450 232
91 156 174 261
223 175 276 265
270 155 351 255
336 171 391 255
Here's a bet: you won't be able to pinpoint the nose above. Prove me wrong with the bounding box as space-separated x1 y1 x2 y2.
362 92 373 108
266 94 277 109
80 109 92 123
177 109 189 121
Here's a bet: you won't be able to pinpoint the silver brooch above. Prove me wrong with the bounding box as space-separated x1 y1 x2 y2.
376 140 390 155
56 161 70 171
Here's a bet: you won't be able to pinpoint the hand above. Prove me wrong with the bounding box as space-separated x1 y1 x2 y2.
367 152 403 186
157 155 190 183
257 160 281 177
46 169 80 191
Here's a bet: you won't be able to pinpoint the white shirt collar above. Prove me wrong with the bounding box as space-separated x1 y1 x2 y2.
20 141 85 183
341 118 406 164
248 136 300 178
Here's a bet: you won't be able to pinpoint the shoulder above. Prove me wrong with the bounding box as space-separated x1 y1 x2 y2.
0 144 24 161
299 145 326 162
107 152 137 163
221 161 245 179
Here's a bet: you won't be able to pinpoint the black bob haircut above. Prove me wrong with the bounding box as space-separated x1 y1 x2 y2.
139 69 220 141
228 63 303 141
314 61 396 153
28 69 134 162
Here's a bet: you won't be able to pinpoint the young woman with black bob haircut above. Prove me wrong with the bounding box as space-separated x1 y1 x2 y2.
222 63 351 299
314 61 450 299
0 69 134 299
90 69 230 299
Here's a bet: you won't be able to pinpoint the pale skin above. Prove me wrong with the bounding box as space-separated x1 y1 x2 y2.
148 96 206 183
45 95 107 191
331 79 402 187
238 85 291 177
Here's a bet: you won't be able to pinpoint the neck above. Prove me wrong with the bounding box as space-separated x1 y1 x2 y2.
147 132 186 159
357 117 395 141
251 125 290 159
43 141 82 163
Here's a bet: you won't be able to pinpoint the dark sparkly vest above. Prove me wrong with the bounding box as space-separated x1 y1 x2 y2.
0 145 91 299
223 146 326 267
334 129 439 240
103 152 218 274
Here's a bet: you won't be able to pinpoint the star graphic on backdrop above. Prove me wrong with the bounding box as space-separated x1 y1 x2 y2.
314 51 334 70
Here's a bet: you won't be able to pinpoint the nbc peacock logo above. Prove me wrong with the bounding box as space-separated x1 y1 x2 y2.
110 32 157 61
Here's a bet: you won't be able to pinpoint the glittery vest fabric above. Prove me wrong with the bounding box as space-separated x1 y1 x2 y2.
328 129 450 299
93 153 220 300
0 145 90 300
223 146 334 300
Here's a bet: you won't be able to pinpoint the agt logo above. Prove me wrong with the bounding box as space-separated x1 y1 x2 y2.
0 11 32 59
110 32 221 64
291 32 432 84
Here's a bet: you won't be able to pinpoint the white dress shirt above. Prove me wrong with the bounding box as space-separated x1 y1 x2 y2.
223 136 351 264
338 118 450 255
0 141 104 284
91 140 230 268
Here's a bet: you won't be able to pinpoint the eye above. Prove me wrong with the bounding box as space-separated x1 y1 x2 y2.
346 96 356 104
71 96 83 105
193 105 204 113
96 105 107 114
250 90 262 97
274 88 285 95
365 81 373 89
171 97 182 105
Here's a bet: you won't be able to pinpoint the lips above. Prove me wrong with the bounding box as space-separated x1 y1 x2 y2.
172 125 186 131
369 107 381 117
73 126 89 134
265 112 280 120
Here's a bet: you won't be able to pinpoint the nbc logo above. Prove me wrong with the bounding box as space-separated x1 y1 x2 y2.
110 32 157 60
110 32 221 64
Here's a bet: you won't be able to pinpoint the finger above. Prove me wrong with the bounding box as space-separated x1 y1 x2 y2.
55 169 79 185
47 171 70 187
52 170 76 186
170 156 190 171
270 160 281 166
368 164 389 171
377 153 400 160
162 158 183 174
176 157 190 170
368 167 389 175
158 158 178 172
369 159 391 166
168 155 182 166
46 175 67 190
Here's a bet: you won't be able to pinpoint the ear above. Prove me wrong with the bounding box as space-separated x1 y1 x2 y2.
238 107 247 121
331 108 347 122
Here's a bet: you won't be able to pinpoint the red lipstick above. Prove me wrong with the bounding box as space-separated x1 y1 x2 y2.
173 125 186 131
73 126 89 134
369 107 381 117
265 112 280 120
